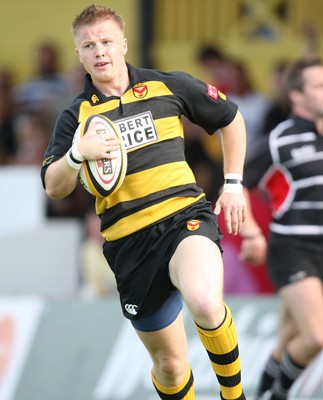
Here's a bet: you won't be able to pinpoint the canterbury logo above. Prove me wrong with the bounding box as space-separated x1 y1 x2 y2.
91 94 100 103
125 304 138 315
186 219 201 231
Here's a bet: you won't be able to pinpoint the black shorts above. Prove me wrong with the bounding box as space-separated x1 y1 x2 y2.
103 200 223 324
267 233 323 291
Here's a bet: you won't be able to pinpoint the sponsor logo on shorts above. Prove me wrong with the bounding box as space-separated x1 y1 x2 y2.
186 219 201 231
288 271 308 283
114 111 158 150
125 304 138 315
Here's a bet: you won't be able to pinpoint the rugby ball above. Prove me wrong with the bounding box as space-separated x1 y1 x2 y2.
73 114 127 197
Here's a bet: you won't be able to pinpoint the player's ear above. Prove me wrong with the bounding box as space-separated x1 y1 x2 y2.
75 48 83 63
289 89 301 105
122 38 128 56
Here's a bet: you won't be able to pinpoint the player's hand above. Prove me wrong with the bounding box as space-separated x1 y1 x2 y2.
77 126 120 161
239 234 267 265
214 191 246 235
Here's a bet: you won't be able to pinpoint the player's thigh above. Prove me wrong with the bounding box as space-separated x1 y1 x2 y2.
169 235 224 324
135 309 188 368
280 277 323 337
273 301 298 359
169 235 223 298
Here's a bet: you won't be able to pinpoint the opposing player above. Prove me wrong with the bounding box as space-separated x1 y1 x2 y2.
41 5 248 399
240 58 323 400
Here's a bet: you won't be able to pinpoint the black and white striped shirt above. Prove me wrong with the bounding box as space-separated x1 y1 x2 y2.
244 114 323 237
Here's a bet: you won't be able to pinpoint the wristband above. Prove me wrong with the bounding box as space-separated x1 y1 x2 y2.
66 143 84 170
223 183 243 193
223 173 243 193
224 173 243 183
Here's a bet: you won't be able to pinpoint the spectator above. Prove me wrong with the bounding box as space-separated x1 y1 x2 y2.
0 69 16 164
198 45 233 93
227 60 272 161
12 41 69 122
9 111 50 166
263 61 290 134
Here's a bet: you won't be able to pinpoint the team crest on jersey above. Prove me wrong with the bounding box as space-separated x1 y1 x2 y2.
91 94 100 104
133 85 148 99
186 219 201 231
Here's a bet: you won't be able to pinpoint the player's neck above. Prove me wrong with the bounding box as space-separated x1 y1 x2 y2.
315 118 323 136
93 68 130 97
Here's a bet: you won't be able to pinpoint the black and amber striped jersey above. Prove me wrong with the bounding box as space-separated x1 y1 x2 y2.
41 64 238 240
244 114 323 237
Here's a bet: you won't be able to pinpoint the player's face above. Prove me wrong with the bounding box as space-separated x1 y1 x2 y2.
300 66 323 118
74 18 128 86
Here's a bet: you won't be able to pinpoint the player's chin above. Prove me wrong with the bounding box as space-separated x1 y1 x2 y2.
93 67 113 80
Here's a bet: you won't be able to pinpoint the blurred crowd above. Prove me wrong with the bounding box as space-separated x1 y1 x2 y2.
0 40 291 297
0 41 113 298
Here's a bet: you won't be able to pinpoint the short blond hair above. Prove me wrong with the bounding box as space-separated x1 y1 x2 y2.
71 4 125 36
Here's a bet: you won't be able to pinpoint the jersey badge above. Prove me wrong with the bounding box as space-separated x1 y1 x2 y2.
91 94 100 104
133 85 148 99
186 219 201 231
206 83 218 100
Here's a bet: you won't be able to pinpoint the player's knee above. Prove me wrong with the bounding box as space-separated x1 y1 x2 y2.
303 329 323 353
154 357 186 384
186 289 224 326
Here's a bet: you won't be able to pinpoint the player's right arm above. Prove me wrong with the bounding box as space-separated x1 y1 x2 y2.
43 122 120 199
44 157 80 199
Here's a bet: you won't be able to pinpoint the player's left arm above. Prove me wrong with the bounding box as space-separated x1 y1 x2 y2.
214 110 247 235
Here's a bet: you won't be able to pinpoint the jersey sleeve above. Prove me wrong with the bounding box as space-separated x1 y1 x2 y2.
40 107 78 188
167 71 238 134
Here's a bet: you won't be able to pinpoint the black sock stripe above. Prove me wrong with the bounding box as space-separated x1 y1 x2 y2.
217 370 241 388
207 344 239 365
153 370 194 400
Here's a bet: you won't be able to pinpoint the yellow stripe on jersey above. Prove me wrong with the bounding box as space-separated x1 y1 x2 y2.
78 81 174 123
101 194 205 241
96 161 195 211
122 81 173 103
78 99 121 122
154 116 184 139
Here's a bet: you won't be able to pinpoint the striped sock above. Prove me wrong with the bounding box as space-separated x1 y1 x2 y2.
152 366 195 399
271 351 305 400
196 304 245 400
255 355 280 399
